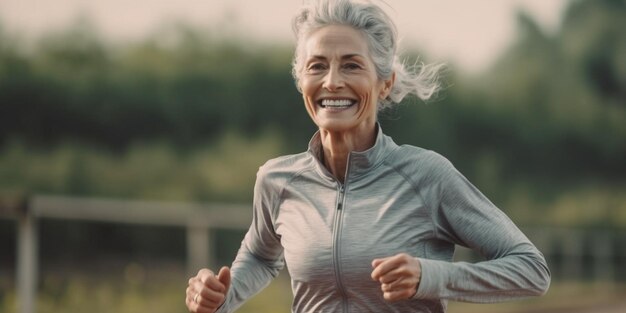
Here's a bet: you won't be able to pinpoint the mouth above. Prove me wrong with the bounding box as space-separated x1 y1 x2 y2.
317 98 358 109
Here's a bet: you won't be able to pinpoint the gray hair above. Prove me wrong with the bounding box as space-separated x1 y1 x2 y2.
292 0 443 109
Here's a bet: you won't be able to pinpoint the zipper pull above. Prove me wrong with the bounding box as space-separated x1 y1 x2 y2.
337 184 345 211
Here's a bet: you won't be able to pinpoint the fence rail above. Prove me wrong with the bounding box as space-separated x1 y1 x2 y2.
1 194 251 313
1 194 624 313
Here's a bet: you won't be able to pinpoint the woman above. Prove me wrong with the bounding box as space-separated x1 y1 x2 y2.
186 0 550 312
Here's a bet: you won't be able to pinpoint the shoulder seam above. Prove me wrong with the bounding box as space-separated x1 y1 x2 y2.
382 158 440 240
269 162 317 219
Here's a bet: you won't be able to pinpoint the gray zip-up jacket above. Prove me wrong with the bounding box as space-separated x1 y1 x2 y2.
217 126 550 313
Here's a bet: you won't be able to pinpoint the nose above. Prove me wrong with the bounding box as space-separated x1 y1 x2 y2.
322 67 344 91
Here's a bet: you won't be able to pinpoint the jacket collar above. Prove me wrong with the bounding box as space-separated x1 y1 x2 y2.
307 123 397 181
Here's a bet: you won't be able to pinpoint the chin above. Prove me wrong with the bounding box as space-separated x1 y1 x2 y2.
315 120 358 132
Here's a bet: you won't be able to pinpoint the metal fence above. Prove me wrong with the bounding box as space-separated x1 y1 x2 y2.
1 195 624 313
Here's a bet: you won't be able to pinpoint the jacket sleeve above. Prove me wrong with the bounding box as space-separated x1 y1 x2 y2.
216 165 285 313
413 153 550 302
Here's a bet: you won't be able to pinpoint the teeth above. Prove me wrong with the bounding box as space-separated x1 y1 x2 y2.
321 99 354 107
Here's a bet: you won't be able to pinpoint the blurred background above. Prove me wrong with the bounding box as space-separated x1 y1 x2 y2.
0 0 625 312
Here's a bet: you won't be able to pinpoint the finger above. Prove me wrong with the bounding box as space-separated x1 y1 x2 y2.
185 286 195 311
190 269 229 309
188 276 206 291
381 281 401 292
371 254 409 281
191 280 224 306
186 281 205 311
371 257 388 269
197 268 215 283
218 266 231 292
377 267 405 284
188 289 223 312
383 288 416 302
378 262 421 283
371 258 392 281
199 288 226 304
186 289 209 313
197 293 224 309
186 283 195 298
202 276 226 293
381 276 418 292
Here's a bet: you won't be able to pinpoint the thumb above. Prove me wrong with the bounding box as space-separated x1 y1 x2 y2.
217 266 231 293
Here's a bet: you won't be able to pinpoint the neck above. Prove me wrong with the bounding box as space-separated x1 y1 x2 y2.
319 124 377 183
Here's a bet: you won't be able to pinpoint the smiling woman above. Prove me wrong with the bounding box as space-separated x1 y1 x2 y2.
299 24 392 179
185 0 550 312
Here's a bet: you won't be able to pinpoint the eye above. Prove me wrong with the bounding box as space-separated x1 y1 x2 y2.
343 62 363 70
307 63 327 72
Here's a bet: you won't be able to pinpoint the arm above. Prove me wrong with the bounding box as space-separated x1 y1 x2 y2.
216 231 284 312
216 165 286 313
414 153 550 302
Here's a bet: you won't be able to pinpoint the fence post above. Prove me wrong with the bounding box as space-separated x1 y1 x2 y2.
186 225 211 276
16 198 37 313
561 229 583 280
592 231 614 283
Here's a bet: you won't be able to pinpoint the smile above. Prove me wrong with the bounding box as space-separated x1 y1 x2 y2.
318 99 357 108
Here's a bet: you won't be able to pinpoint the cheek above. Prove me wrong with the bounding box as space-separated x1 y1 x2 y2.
355 78 377 97
302 90 317 113
300 77 316 98
357 83 378 106
300 84 317 117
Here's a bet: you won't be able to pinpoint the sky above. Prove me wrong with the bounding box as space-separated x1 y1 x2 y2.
0 0 569 72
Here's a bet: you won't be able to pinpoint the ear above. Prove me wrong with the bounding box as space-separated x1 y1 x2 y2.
379 72 395 100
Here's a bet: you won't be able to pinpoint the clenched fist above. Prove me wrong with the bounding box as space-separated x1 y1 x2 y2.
371 253 421 301
186 266 231 313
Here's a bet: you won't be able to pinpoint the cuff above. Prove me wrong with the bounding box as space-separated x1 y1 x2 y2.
412 258 450 300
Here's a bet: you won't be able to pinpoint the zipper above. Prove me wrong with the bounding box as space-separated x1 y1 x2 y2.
333 180 349 312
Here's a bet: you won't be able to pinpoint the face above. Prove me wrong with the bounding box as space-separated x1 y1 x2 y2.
299 25 393 134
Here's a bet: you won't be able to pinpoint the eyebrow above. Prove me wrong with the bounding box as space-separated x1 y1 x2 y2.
308 54 365 61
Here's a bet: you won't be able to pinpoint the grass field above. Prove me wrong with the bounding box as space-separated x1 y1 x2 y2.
1 260 625 313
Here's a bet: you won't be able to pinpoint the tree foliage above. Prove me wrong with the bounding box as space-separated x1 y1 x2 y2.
0 0 624 218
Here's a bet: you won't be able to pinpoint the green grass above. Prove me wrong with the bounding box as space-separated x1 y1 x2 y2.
0 261 292 313
1 260 624 313
449 282 626 313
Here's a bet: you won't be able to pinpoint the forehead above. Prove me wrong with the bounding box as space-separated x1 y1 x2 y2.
304 25 370 58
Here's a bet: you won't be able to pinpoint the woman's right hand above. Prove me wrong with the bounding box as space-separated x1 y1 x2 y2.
186 266 231 313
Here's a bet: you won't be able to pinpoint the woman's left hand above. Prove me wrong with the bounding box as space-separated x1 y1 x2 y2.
371 253 421 301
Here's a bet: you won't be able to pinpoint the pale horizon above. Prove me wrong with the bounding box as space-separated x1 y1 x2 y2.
0 0 569 72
